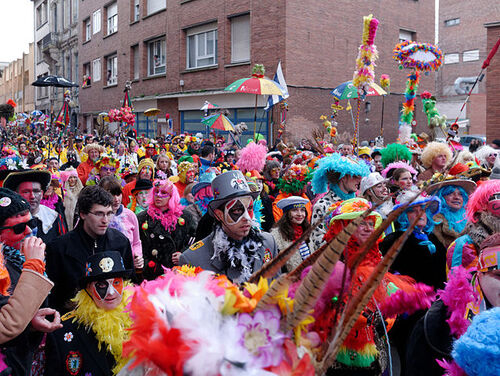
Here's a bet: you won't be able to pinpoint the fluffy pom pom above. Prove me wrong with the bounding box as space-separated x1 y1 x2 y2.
436 358 468 376
380 283 436 318
236 142 267 173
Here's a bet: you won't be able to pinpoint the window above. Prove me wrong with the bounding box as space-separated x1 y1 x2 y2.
399 29 415 43
463 50 479 62
444 53 459 64
148 38 166 76
65 54 71 80
84 18 91 41
106 2 118 34
231 14 250 63
36 41 43 62
147 0 166 15
36 1 48 28
133 0 140 21
187 24 218 69
445 18 460 27
106 55 118 85
72 0 78 23
63 0 70 29
132 45 140 79
83 63 91 86
92 58 101 81
93 9 101 34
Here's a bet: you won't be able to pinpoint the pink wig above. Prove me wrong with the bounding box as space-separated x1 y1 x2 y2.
465 180 500 222
60 168 78 184
381 161 418 178
194 186 213 200
236 142 267 173
147 179 184 231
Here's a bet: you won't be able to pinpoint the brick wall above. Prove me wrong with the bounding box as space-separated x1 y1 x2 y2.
485 24 500 142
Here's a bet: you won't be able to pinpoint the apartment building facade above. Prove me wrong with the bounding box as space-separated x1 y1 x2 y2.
79 0 435 143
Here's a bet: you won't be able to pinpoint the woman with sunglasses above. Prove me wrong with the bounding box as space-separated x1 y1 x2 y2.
474 145 498 170
137 179 196 280
0 188 62 374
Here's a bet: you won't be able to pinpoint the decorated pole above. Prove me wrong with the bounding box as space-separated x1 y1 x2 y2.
379 74 390 138
352 14 379 152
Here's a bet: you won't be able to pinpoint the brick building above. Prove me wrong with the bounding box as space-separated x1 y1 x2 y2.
0 43 35 113
436 0 500 137
79 0 436 144
485 22 500 142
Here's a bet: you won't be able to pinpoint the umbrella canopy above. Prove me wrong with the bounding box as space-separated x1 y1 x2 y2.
224 77 285 96
30 110 43 117
31 75 78 88
200 101 219 111
330 81 387 100
144 108 160 117
201 113 235 132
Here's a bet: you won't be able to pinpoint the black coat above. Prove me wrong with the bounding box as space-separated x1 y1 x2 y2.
45 319 115 376
379 231 447 290
137 209 196 280
45 223 134 314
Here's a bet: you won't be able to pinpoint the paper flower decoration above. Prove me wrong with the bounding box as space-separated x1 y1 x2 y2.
393 41 443 71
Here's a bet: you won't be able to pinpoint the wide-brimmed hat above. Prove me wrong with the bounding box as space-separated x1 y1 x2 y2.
393 189 441 215
3 169 51 192
131 179 153 193
208 170 259 213
427 177 477 195
327 198 383 228
79 251 132 288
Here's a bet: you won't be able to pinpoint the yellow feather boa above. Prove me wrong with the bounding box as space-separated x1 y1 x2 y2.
62 282 133 375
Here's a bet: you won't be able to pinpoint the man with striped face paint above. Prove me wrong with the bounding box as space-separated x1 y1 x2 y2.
87 277 124 311
180 170 279 284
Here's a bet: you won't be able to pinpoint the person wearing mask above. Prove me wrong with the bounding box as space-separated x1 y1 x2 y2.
45 251 133 376
137 179 196 281
4 170 67 245
309 153 370 251
121 158 155 207
174 161 197 197
0 188 62 374
76 143 104 185
99 177 143 271
417 142 453 182
45 186 134 314
270 196 311 272
180 170 279 284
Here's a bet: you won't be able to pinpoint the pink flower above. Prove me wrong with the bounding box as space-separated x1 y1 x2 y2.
236 308 285 368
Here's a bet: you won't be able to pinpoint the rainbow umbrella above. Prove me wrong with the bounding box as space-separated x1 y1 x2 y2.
200 101 219 111
201 113 235 132
330 81 387 100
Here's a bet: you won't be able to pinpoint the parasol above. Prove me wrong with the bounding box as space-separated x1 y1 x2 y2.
200 101 219 111
31 75 78 88
144 108 160 117
330 81 386 100
225 64 286 140
201 113 235 132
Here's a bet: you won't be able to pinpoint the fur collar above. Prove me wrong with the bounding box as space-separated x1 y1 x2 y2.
466 212 500 247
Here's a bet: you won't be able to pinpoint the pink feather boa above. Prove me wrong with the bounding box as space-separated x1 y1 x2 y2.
236 142 267 173
438 266 478 337
380 283 436 318
436 359 468 376
147 204 183 232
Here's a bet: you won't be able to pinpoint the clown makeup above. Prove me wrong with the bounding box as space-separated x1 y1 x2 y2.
139 166 153 180
223 197 254 225
87 278 124 311
136 190 149 207
185 169 196 184
100 166 116 177
488 193 500 217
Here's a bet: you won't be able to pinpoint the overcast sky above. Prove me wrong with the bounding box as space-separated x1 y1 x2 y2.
0 0 34 62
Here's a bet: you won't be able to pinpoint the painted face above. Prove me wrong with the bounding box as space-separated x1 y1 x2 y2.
185 169 196 184
487 152 498 167
270 167 280 180
444 188 464 211
406 205 427 229
224 197 254 225
153 184 172 209
0 212 34 249
87 278 124 310
136 190 150 207
370 182 389 201
488 192 500 217
48 159 59 170
478 270 500 307
289 207 306 225
68 175 78 187
100 166 116 177
88 149 100 162
17 181 43 214
340 175 362 194
353 217 375 244
396 171 413 190
81 204 113 238
139 166 153 180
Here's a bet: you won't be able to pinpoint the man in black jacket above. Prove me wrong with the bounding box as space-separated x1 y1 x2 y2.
46 186 134 314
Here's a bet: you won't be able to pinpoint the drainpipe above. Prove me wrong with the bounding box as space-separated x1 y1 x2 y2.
454 77 477 95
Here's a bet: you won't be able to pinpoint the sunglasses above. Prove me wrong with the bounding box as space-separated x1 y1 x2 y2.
0 218 37 234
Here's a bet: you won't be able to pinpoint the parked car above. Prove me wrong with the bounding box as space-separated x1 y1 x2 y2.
460 135 486 148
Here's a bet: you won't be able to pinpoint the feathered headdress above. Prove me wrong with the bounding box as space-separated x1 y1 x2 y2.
380 143 412 168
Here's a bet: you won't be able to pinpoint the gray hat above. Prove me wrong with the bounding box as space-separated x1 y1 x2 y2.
276 196 309 212
208 170 259 213
490 166 500 180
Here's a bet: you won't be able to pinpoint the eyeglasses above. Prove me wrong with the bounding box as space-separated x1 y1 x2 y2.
489 153 498 157
88 211 114 219
0 218 37 234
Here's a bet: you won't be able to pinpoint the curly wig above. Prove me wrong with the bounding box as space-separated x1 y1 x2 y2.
466 179 500 222
311 154 370 194
236 142 267 173
474 145 497 166
380 143 412 168
421 142 453 169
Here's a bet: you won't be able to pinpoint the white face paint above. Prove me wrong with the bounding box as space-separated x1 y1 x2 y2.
223 196 254 225
86 277 124 310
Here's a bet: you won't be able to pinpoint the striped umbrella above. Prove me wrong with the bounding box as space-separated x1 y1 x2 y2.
201 113 235 132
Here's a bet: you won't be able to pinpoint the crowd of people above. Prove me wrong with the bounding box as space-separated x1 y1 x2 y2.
0 110 500 375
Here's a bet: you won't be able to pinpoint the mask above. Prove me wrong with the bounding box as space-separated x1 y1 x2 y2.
223 196 254 225
88 278 124 303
